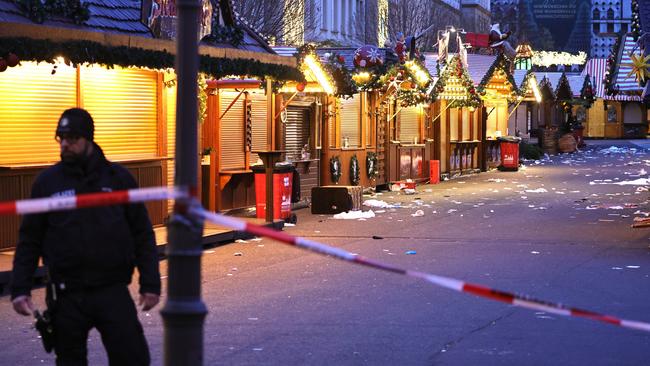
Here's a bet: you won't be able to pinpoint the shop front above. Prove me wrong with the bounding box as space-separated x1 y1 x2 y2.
0 1 300 249
429 54 482 177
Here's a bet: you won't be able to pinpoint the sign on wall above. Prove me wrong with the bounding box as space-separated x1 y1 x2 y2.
141 0 213 40
493 0 592 56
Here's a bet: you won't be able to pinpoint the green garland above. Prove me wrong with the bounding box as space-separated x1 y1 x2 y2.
0 37 304 82
632 0 640 42
580 75 595 107
430 55 481 108
477 53 519 101
14 0 90 25
366 152 378 179
604 35 622 96
555 73 573 101
517 69 535 97
350 155 360 186
296 44 357 98
371 61 431 107
539 77 555 100
329 156 342 183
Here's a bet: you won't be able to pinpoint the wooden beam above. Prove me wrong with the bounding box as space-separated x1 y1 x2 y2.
0 22 296 67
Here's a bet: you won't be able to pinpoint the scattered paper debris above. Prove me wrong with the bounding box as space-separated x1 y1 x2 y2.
333 210 376 220
411 210 425 217
405 250 417 255
525 188 548 193
364 199 397 208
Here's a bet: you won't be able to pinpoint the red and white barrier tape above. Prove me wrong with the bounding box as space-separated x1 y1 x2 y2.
2 186 649 333
197 208 650 333
0 186 188 216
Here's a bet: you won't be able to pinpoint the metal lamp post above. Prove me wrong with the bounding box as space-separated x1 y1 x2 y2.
160 0 207 364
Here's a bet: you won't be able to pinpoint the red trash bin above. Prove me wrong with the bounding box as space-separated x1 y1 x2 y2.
252 164 293 220
497 136 521 171
429 160 440 184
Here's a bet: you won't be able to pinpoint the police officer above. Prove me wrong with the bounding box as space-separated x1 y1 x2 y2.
11 108 161 365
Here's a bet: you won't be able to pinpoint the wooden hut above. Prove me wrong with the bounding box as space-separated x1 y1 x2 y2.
429 54 482 177
0 0 299 249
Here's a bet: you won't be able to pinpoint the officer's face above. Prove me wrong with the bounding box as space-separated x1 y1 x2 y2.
57 135 91 163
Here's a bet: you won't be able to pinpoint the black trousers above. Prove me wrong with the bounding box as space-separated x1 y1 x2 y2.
52 283 150 366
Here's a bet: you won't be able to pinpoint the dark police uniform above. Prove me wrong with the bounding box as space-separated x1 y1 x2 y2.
11 142 160 366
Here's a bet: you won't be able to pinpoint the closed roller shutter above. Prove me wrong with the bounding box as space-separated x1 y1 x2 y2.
0 62 77 165
462 108 470 140
248 92 268 164
399 106 420 143
166 85 176 212
340 95 360 147
220 92 245 170
450 108 460 141
285 107 310 161
81 66 158 159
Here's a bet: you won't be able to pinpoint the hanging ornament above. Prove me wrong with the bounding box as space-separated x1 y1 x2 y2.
296 82 306 92
624 52 650 83
366 152 378 179
329 156 342 183
6 53 19 67
350 155 360 186
0 58 7 72
337 55 345 64
353 45 383 68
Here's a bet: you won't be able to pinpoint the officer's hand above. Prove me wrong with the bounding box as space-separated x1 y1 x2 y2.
139 293 160 311
12 295 34 316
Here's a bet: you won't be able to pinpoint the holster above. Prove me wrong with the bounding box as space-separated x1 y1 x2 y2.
34 282 57 353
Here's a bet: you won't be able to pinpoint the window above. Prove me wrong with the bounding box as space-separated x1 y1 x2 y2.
607 8 614 20
607 104 617 122
593 23 600 34
576 107 586 123
593 8 600 20
607 22 614 33
621 23 628 33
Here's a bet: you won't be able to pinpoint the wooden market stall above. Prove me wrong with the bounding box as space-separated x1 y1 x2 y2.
472 54 518 170
0 0 299 249
509 70 542 139
429 54 483 177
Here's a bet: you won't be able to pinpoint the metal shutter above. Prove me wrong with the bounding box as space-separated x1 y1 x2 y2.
248 91 268 164
462 108 470 140
449 108 459 141
399 106 420 143
340 95 360 147
0 62 77 165
80 66 158 160
285 107 311 161
220 92 245 170
166 85 176 212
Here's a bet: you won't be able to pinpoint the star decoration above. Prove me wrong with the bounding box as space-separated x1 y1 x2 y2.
624 52 650 83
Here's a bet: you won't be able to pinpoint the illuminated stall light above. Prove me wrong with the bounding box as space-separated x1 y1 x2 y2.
303 54 335 95
530 78 542 103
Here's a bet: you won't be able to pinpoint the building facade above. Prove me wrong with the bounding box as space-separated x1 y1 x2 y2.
591 0 632 58
461 0 491 34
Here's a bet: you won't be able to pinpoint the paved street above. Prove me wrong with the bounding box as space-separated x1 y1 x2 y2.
2 140 650 365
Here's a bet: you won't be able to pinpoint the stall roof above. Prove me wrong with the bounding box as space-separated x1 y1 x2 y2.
614 34 644 94
466 54 497 87
567 75 585 97
0 0 289 59
581 58 607 98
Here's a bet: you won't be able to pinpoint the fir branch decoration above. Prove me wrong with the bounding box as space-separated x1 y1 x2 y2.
604 35 622 96
350 155 360 186
555 73 573 101
329 156 342 184
430 55 481 109
366 152 378 179
580 75 595 107
0 37 304 82
476 53 519 100
202 24 244 46
295 44 357 98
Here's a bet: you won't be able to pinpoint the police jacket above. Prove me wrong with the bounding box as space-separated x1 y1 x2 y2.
11 143 161 299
